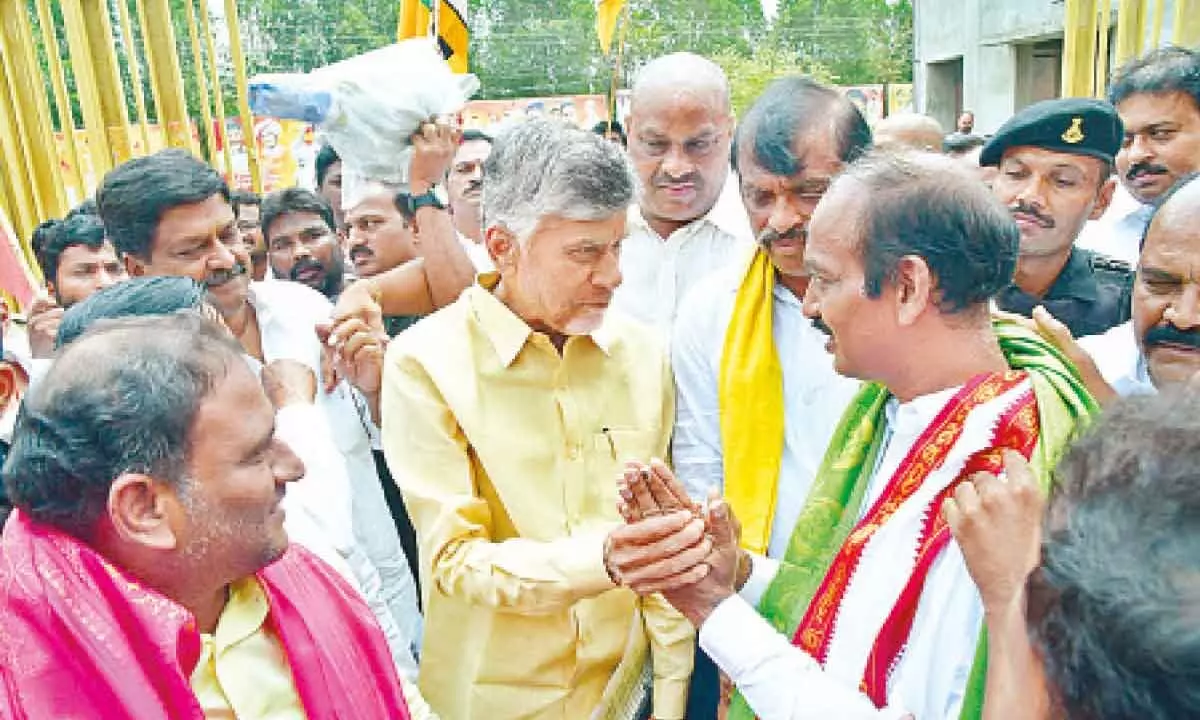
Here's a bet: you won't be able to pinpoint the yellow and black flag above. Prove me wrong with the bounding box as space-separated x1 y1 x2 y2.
595 0 626 56
398 0 470 73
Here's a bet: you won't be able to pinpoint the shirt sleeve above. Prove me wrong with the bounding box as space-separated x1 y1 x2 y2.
698 596 911 720
382 347 616 614
669 287 726 501
739 553 780 608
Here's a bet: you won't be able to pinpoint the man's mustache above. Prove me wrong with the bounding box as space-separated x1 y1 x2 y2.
1145 323 1200 351
653 172 702 188
349 245 374 261
290 257 325 281
465 179 483 195
758 226 806 249
1009 201 1055 229
205 263 246 288
1127 162 1170 182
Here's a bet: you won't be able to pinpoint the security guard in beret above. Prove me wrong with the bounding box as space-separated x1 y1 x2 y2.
982 97 1134 338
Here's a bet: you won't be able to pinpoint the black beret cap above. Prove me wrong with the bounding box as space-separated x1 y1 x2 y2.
979 98 1124 167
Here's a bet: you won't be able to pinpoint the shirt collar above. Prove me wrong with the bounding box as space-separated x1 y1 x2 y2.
468 273 613 368
207 577 270 649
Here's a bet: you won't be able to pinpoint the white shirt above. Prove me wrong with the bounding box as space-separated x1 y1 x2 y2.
1076 184 1153 266
248 280 423 659
1078 320 1156 396
700 388 988 720
457 231 495 273
671 267 861 557
611 174 755 334
273 402 421 682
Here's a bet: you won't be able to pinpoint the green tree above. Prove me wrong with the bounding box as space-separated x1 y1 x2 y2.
772 0 913 84
711 46 833 115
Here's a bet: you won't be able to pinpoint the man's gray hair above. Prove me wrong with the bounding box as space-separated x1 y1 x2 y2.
482 119 635 240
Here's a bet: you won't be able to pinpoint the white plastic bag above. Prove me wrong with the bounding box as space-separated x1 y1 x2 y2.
250 39 479 208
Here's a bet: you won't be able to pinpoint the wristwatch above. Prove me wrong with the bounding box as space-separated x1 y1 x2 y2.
408 185 449 213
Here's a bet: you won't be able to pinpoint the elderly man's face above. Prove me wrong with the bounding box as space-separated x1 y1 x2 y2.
346 188 417 278
628 91 732 229
992 147 1114 259
1116 92 1200 204
737 130 844 284
496 213 627 336
125 194 250 317
52 241 126 308
802 185 893 380
1134 183 1200 387
172 357 303 578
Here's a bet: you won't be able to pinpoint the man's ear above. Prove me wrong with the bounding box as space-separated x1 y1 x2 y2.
1090 177 1118 221
485 225 518 267
123 253 147 278
107 473 183 552
894 255 934 326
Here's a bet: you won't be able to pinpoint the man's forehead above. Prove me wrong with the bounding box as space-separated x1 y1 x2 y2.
1119 91 1200 123
454 140 492 163
268 211 330 239
60 241 121 261
155 197 235 244
737 130 844 183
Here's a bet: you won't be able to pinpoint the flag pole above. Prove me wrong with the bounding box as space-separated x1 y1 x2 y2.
608 1 632 123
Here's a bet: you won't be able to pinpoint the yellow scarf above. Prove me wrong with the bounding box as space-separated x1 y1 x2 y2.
717 248 785 555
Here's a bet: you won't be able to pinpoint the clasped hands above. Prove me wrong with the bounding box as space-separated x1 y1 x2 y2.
603 460 748 628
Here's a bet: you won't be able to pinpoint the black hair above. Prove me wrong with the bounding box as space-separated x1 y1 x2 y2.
841 151 1017 313
1029 393 1200 720
732 76 873 173
231 190 261 216
96 149 230 260
55 275 207 349
32 213 108 284
259 187 336 241
592 120 627 141
3 313 242 538
1108 45 1200 113
315 144 341 189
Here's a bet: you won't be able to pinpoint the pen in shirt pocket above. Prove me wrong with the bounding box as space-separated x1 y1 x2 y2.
601 427 617 459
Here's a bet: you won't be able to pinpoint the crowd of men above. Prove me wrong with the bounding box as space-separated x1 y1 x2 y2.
1 42 1198 720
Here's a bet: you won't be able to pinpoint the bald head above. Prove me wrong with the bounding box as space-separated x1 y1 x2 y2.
627 53 734 234
874 114 946 153
631 53 731 114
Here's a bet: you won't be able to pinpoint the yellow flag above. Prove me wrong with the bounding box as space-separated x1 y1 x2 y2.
596 0 626 56
398 0 470 74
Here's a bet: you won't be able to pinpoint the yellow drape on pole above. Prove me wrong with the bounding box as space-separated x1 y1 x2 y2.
33 0 86 205
596 0 627 56
114 0 153 155
0 0 67 227
182 0 219 170
140 0 197 154
1174 0 1200 46
1150 0 1165 48
1114 0 1145 66
0 42 40 257
1063 0 1098 98
197 0 235 186
398 0 471 73
1095 0 1113 99
224 0 261 192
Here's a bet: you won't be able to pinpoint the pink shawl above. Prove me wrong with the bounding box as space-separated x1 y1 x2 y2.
0 511 412 719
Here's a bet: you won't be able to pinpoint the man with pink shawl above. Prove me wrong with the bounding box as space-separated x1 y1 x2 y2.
0 313 412 719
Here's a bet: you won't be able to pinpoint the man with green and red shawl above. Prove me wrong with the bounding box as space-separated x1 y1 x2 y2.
604 150 1097 719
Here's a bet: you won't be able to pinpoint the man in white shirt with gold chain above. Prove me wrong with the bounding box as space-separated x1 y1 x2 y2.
612 52 754 334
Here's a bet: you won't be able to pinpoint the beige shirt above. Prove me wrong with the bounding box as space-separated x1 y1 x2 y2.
381 277 694 720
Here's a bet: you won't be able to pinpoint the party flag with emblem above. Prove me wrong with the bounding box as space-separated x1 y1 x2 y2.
398 0 470 73
596 0 626 56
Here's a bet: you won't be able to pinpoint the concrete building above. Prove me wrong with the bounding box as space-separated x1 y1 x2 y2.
914 0 1181 135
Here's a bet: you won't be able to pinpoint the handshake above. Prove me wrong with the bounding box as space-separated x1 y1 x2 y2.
602 461 751 628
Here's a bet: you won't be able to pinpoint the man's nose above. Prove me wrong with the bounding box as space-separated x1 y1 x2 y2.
210 239 236 270
94 267 119 289
1126 134 1155 165
271 439 305 485
767 196 806 235
660 145 695 181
